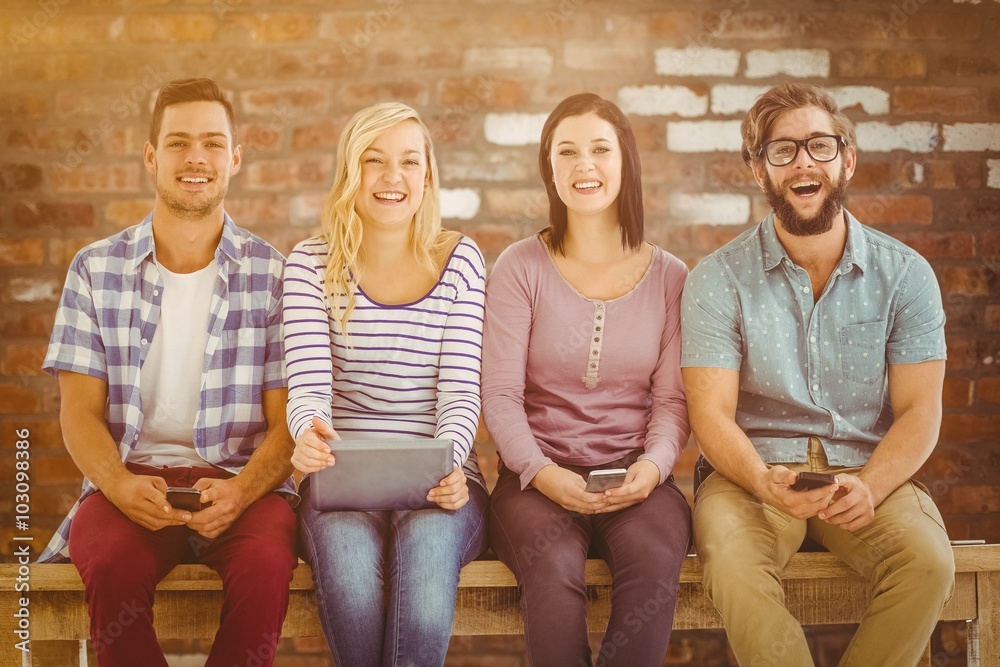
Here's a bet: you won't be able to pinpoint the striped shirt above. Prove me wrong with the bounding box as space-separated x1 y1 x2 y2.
39 213 293 563
283 236 485 483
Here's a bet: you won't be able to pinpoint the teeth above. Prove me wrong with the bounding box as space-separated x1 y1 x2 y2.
574 181 601 189
180 177 209 183
374 192 405 201
791 180 820 188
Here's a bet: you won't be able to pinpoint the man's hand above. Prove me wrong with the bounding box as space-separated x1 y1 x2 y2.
531 465 608 514
185 477 251 539
596 460 660 513
290 416 340 473
104 473 191 531
818 474 876 531
427 466 469 511
755 466 840 519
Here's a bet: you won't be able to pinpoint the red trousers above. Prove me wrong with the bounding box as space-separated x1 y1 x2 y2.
68 463 297 667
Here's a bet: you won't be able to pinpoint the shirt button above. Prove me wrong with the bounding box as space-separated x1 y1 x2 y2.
809 336 816 343
141 338 148 345
590 363 596 368
153 290 159 297
596 315 603 320
803 286 811 294
592 349 598 356
596 303 603 309
812 384 819 391
593 337 600 342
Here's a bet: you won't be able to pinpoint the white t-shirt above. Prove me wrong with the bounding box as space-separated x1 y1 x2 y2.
130 261 216 468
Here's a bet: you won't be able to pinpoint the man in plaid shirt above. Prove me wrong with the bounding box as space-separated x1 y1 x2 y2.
41 78 297 667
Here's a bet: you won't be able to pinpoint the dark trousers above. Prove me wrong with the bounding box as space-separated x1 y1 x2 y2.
489 460 691 667
68 463 297 667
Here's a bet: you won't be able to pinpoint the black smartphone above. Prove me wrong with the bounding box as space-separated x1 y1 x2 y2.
585 468 628 493
790 472 837 492
166 487 203 512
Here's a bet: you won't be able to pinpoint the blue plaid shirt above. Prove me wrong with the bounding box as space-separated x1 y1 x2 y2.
39 213 293 563
681 211 947 467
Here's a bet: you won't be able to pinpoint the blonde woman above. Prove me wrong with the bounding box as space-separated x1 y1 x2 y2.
282 103 488 667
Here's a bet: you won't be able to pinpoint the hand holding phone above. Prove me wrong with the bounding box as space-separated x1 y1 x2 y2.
790 471 836 492
585 468 628 493
165 487 203 512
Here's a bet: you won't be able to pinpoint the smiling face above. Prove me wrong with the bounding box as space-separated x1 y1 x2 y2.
354 119 427 232
753 106 856 236
144 100 240 222
549 112 623 221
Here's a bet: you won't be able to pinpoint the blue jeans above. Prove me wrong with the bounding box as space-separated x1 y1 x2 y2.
299 478 489 667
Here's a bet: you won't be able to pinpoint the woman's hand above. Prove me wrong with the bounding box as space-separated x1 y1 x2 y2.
290 416 340 474
531 465 608 514
428 466 469 510
596 460 661 513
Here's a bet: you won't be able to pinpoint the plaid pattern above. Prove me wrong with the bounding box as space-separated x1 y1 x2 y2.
39 213 293 563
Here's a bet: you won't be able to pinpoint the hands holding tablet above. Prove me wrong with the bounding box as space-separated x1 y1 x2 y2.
291 416 341 473
427 466 469 511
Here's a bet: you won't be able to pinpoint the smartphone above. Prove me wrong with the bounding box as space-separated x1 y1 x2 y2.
166 487 203 512
585 468 627 493
790 472 837 492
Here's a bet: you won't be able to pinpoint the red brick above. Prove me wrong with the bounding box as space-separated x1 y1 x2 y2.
483 188 547 220
49 238 93 266
981 229 1000 258
335 81 429 108
508 8 597 39
8 128 95 153
801 12 892 40
978 377 1000 404
942 377 973 408
101 126 145 157
35 15 126 46
988 89 1000 116
848 195 932 226
644 153 705 186
461 223 522 260
269 49 355 79
893 232 975 259
0 385 39 413
241 123 283 153
709 159 757 191
0 239 44 266
899 12 980 41
223 12 314 42
225 196 292 229
52 163 138 193
0 311 56 340
986 305 1000 332
646 11 700 38
1 345 46 376
834 49 926 78
947 195 1000 225
941 267 993 297
893 86 979 116
944 338 989 372
104 199 153 229
241 88 330 116
370 46 463 72
849 162 895 191
0 419 62 451
33 455 84 485
243 156 333 191
933 484 1000 515
0 164 43 191
940 414 1000 442
438 78 528 110
934 55 1000 78
925 159 982 190
563 41 645 71
0 93 47 122
127 13 219 42
291 120 350 152
9 53 94 81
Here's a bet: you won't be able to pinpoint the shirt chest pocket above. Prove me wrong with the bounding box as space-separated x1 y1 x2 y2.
838 321 887 385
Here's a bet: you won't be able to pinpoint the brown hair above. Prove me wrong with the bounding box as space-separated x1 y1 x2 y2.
741 82 856 167
538 93 643 254
148 78 237 148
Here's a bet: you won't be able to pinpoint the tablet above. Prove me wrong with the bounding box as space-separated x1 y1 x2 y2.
308 438 453 512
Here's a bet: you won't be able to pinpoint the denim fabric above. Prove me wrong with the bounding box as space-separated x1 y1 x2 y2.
299 479 489 667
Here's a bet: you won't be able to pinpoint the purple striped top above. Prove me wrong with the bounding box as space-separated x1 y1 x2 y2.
282 235 486 483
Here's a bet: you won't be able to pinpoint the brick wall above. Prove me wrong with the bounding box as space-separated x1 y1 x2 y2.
1 0 997 664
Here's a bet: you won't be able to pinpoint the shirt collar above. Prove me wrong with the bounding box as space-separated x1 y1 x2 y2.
126 211 241 272
759 210 868 276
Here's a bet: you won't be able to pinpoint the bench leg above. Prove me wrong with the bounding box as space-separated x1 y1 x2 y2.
969 570 999 667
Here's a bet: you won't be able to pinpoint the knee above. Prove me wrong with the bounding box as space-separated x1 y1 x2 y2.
897 541 955 600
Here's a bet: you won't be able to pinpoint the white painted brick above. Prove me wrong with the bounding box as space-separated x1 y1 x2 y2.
440 188 481 220
830 86 890 115
617 85 708 117
942 123 1000 151
670 193 751 226
654 47 741 77
463 47 553 73
483 113 548 146
855 122 938 153
988 160 1000 189
744 49 830 78
667 120 743 153
710 85 770 115
6 277 61 304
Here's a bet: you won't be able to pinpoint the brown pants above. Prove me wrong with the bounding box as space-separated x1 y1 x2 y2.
693 440 954 667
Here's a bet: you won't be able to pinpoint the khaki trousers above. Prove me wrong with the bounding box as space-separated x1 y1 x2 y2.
692 440 955 667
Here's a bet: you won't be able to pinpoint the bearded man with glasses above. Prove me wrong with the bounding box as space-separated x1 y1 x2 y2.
680 82 954 666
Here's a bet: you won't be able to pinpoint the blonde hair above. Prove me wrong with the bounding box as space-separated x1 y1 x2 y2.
321 102 458 334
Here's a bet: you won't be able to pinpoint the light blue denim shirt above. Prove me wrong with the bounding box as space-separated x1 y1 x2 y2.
681 211 946 466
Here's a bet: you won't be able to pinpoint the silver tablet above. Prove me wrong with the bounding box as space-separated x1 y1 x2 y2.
307 438 453 512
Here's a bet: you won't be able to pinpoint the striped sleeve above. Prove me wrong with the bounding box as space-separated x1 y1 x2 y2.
435 239 486 469
282 239 334 439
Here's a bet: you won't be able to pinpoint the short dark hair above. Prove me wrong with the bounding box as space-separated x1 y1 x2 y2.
538 93 644 254
148 78 237 148
741 82 857 167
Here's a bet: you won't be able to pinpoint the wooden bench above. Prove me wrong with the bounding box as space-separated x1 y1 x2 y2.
2 544 998 666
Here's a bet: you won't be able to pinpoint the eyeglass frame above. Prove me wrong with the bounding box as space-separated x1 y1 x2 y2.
757 135 847 167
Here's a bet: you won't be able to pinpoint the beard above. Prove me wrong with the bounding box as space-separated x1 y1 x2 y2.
762 161 848 237
156 173 227 222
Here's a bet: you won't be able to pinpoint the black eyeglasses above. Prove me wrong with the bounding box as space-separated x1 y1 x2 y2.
759 135 846 167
